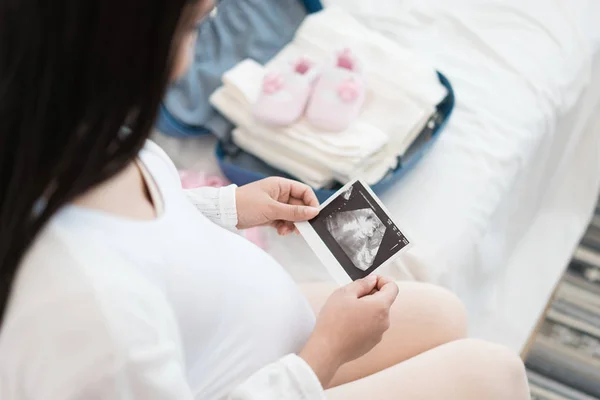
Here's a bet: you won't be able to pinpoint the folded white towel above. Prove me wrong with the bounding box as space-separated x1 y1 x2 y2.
232 128 334 189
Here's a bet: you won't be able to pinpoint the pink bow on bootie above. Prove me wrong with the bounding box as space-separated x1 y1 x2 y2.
337 78 361 103
262 72 284 95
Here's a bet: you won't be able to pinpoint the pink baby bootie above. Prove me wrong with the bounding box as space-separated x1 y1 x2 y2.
305 49 366 132
252 57 319 126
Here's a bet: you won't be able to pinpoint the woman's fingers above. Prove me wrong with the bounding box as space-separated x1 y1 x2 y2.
271 195 319 224
274 221 296 236
280 178 320 208
264 179 321 226
376 275 395 291
370 278 399 307
272 202 319 223
344 275 379 298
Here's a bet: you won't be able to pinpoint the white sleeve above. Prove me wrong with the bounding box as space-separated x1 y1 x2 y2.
183 184 238 229
141 140 239 230
69 354 326 400
229 354 326 400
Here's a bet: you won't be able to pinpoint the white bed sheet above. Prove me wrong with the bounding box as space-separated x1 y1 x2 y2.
261 0 600 351
155 0 600 352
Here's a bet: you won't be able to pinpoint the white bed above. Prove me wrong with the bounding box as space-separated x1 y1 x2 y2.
155 0 600 353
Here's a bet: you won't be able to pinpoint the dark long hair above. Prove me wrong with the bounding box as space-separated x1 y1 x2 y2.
0 0 202 325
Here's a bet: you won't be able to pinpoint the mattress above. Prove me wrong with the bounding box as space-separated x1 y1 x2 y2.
256 0 600 351
155 0 600 352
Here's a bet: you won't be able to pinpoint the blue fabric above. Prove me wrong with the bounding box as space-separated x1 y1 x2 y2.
159 0 322 138
216 72 456 202
301 0 324 13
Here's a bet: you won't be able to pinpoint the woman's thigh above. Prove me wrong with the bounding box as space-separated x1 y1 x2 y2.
300 281 468 387
325 338 530 400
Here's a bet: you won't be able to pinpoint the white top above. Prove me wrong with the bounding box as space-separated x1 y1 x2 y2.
0 141 324 400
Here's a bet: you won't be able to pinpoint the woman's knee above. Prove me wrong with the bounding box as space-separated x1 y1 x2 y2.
451 339 529 398
394 282 468 342
458 338 526 372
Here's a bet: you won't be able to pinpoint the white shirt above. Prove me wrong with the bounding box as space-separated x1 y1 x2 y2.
0 141 324 400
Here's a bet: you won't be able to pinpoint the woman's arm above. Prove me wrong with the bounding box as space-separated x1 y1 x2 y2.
183 185 238 229
232 276 399 398
184 177 320 233
145 141 318 232
229 355 326 400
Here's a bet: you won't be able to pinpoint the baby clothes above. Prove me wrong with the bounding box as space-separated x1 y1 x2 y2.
211 6 447 187
211 59 390 188
231 126 333 188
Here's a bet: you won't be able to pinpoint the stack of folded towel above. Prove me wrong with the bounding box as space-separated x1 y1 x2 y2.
210 6 448 189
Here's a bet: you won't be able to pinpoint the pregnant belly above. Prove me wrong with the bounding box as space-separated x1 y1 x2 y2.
178 232 316 398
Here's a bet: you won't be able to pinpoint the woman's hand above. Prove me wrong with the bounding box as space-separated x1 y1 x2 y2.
299 276 399 387
235 177 320 233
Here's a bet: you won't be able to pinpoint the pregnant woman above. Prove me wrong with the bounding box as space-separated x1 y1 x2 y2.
0 1 530 399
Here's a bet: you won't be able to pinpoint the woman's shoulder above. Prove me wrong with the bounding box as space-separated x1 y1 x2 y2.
140 139 179 179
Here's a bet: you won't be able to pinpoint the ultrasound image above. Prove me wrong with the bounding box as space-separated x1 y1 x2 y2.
309 181 410 280
325 208 386 271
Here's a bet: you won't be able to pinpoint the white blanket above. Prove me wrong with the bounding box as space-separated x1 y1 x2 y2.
264 0 600 351
157 0 600 352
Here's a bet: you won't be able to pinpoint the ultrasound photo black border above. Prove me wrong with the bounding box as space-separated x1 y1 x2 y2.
296 180 411 283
